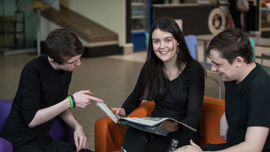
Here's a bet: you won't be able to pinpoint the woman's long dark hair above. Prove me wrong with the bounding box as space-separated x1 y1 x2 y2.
141 17 204 101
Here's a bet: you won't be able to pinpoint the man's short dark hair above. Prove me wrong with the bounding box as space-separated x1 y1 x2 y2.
43 29 84 64
206 28 253 64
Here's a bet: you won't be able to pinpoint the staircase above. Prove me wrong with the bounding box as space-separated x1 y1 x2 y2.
41 4 119 57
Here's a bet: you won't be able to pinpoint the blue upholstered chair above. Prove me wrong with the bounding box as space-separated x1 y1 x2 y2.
184 35 221 99
0 99 75 152
184 35 212 68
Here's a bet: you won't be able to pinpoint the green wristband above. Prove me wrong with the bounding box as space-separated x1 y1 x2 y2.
70 95 75 107
68 96 74 109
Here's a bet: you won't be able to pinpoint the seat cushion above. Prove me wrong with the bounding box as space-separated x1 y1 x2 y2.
0 99 12 131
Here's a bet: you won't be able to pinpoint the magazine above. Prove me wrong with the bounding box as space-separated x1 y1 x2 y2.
96 102 197 136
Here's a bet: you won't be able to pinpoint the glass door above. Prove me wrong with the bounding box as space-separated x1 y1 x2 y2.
131 0 148 32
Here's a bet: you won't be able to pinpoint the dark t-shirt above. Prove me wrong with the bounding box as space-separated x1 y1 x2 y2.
122 61 205 138
225 63 270 151
0 55 72 148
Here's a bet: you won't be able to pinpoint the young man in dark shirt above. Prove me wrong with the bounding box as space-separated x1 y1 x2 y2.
175 28 270 152
0 29 103 152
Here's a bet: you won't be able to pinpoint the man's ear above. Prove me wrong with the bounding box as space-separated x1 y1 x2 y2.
235 56 244 67
48 57 58 65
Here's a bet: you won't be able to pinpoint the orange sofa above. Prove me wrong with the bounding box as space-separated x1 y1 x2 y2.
95 96 226 152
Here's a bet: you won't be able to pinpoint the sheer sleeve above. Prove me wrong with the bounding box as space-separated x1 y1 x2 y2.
180 64 205 132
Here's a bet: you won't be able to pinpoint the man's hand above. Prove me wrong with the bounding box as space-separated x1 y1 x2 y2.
174 140 203 152
73 90 103 108
74 125 89 152
220 113 228 141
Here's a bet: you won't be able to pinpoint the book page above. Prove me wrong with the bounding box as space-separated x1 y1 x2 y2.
96 102 197 132
120 117 168 126
96 102 119 123
121 117 197 132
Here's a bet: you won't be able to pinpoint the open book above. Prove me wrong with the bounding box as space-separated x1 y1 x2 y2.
96 102 196 136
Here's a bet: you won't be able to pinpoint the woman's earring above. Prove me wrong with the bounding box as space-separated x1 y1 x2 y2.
177 45 179 54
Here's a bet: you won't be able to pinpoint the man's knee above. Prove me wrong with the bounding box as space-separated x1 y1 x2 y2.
16 145 46 152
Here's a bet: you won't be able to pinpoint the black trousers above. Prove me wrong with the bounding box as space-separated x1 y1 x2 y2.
15 140 93 152
201 143 231 151
122 127 199 152
230 5 242 29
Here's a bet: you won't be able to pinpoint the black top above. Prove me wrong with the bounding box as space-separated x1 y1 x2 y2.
122 61 205 134
0 55 72 148
228 0 236 5
225 63 270 151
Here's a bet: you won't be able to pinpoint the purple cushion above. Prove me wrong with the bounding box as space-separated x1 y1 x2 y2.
0 99 12 131
0 99 13 152
0 137 13 152
50 117 75 144
49 118 66 140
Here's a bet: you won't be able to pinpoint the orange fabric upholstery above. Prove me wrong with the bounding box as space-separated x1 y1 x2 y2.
200 96 226 146
94 101 155 152
95 97 226 152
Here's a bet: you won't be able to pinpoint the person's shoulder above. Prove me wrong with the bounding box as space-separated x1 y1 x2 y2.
256 71 270 84
24 55 48 71
186 60 204 71
188 60 201 66
184 60 205 77
247 63 270 88
254 63 270 80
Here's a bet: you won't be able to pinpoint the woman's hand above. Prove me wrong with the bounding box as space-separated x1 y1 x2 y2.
111 107 126 116
174 140 202 152
161 120 179 132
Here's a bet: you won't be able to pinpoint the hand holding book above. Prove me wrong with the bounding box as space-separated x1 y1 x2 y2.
161 120 179 132
96 102 196 136
110 107 126 116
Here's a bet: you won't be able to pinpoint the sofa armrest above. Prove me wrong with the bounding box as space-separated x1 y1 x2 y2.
0 137 13 152
95 116 128 152
128 101 155 117
95 101 155 152
200 96 226 146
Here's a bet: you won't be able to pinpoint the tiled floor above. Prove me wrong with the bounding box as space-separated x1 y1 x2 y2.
0 41 269 150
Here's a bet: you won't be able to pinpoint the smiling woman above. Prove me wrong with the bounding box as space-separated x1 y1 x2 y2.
152 29 179 68
112 17 206 152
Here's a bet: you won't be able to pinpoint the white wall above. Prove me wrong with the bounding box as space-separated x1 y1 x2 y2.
60 0 126 46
